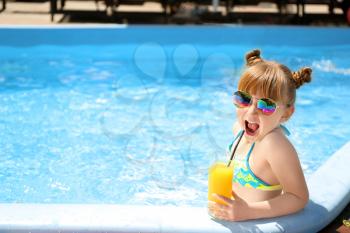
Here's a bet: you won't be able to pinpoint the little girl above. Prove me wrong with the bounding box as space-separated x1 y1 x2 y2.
208 49 311 221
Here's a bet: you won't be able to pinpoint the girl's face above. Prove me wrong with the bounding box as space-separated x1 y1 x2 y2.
235 91 292 143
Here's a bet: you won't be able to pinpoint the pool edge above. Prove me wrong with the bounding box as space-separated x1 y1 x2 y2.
1 141 350 233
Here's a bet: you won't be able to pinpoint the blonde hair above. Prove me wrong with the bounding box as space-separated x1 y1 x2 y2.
238 49 312 107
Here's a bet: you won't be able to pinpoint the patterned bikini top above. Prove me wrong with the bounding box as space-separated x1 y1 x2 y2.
228 129 286 191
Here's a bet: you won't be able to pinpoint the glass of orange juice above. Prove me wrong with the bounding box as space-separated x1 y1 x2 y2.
208 162 233 205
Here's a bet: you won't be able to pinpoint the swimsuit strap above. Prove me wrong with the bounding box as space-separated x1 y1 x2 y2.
229 125 290 159
228 130 244 153
234 130 244 142
280 124 291 136
245 142 273 186
228 130 255 160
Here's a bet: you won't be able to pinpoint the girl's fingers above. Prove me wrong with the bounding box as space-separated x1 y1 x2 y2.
208 201 225 213
211 210 230 221
212 194 233 206
208 200 231 221
209 207 226 220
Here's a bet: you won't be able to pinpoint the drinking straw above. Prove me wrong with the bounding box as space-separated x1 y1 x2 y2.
227 130 245 167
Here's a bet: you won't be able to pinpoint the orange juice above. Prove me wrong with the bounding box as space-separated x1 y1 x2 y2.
208 162 233 205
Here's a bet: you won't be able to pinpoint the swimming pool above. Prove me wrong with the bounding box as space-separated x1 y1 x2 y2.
0 26 350 209
1 25 350 233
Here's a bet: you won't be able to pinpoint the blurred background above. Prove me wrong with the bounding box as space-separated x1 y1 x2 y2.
0 0 349 25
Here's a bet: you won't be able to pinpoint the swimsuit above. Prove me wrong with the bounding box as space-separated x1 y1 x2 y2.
227 127 289 191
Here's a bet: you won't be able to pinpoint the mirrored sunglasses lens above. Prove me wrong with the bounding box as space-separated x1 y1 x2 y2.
234 91 251 108
257 99 276 115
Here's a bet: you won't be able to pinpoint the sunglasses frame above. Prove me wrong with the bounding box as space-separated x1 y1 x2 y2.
233 90 280 116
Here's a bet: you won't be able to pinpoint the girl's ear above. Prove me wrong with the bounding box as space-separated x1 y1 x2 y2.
280 105 295 123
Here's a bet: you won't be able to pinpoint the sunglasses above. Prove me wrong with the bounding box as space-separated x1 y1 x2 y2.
233 90 279 116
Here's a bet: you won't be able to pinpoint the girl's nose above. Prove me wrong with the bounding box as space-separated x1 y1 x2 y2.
247 99 258 115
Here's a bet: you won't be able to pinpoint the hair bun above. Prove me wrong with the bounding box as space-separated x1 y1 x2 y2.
292 67 312 89
245 49 263 66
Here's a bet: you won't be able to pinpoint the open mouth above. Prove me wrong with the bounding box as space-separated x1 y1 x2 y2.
245 120 259 136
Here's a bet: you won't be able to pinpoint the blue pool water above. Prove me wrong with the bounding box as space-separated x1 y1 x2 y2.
0 26 349 206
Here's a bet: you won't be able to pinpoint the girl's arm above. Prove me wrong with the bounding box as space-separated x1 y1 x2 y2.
256 133 309 218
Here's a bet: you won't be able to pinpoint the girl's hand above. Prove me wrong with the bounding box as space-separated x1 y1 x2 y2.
207 193 249 221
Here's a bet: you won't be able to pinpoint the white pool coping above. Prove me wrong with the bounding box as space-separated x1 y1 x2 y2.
1 141 349 233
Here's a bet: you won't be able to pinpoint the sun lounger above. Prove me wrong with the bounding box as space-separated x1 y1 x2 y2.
49 0 168 21
1 0 5 12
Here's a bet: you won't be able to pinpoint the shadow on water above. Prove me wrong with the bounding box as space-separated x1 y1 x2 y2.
210 200 329 233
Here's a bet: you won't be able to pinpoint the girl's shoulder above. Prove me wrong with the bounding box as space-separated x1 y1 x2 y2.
259 127 296 157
